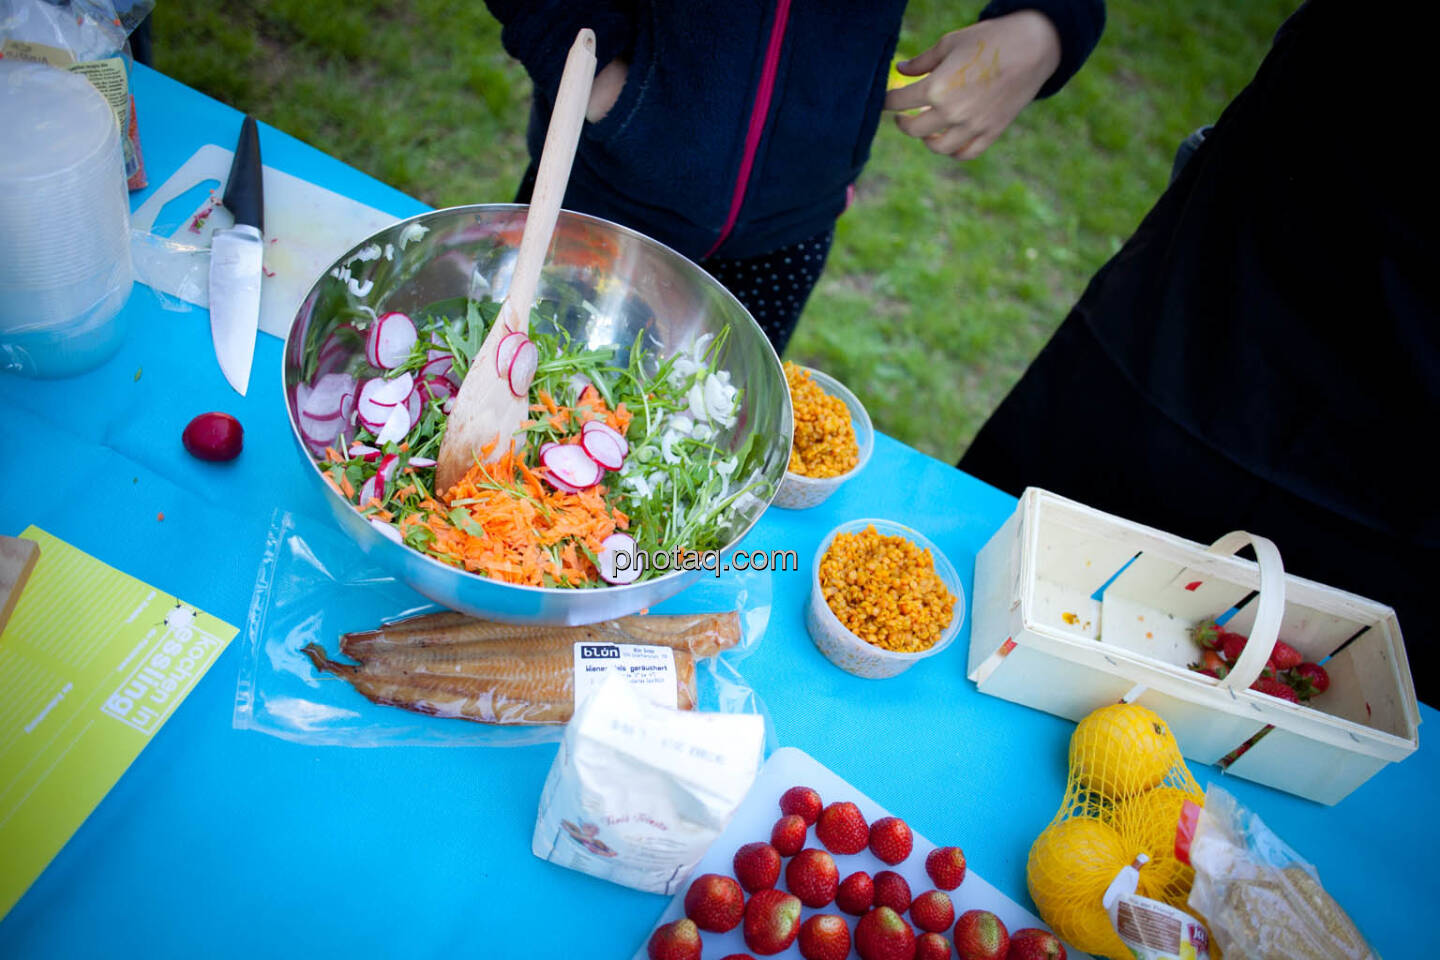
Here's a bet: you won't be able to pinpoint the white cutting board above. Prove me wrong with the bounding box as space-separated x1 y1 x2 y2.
130 144 400 338
632 747 1092 960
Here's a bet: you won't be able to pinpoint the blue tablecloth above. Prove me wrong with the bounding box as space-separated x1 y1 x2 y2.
0 65 1431 957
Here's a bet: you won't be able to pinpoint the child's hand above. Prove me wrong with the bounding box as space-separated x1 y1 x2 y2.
885 11 1061 160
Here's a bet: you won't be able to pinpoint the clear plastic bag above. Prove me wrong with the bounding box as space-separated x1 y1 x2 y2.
0 0 155 189
1182 785 1378 960
234 508 775 748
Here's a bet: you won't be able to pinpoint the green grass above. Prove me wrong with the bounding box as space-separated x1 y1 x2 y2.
153 0 1298 460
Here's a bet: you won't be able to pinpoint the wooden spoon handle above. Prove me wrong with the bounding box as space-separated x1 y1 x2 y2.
499 28 597 333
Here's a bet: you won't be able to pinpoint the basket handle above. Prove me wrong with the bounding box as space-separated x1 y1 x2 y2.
1209 531 1286 691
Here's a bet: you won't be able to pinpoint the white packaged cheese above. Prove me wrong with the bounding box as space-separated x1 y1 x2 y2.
533 672 764 894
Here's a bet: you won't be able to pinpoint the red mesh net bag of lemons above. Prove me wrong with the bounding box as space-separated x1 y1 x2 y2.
1026 702 1212 960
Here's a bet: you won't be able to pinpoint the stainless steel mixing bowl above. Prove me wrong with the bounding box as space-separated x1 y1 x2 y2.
282 204 793 624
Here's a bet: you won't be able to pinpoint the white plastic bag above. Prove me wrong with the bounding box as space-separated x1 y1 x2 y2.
533 673 765 894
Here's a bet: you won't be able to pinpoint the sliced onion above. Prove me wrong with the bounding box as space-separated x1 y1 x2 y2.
507 338 538 398
597 532 641 585
582 419 629 456
540 442 601 490
369 311 417 369
494 331 524 377
580 428 625 470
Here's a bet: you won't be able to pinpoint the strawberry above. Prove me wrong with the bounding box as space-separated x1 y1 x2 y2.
719 956 758 960
925 846 967 891
743 888 803 956
734 842 782 892
798 913 852 960
684 873 745 933
1191 619 1222 649
855 906 918 960
647 918 703 960
868 816 914 865
1292 661 1330 698
1201 650 1227 675
872 870 912 913
815 801 869 855
786 848 839 907
1218 632 1247 665
917 932 952 960
910 890 954 933
1008 928 1066 960
780 785 824 825
1271 639 1303 670
952 909 1009 960
837 870 875 915
1250 676 1299 703
771 814 808 857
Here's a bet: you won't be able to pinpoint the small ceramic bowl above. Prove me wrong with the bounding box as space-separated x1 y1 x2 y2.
773 365 874 510
806 518 965 679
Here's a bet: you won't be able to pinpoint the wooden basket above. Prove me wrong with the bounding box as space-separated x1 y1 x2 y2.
968 488 1420 805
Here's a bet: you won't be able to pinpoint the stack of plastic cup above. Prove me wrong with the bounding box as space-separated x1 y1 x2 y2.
0 60 133 378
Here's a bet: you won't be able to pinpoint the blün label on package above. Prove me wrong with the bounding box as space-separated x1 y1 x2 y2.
0 527 237 917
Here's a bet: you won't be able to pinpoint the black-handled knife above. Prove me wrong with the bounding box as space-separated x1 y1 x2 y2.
210 115 266 395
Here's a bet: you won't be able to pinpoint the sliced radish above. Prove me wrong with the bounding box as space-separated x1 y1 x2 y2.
349 442 382 461
582 419 629 456
369 517 403 544
416 376 455 405
597 533 641 585
542 470 584 494
539 441 559 457
300 412 340 447
301 372 355 421
374 371 414 404
420 355 454 382
378 453 400 482
367 311 417 369
358 474 384 505
568 373 593 404
541 442 602 490
405 390 422 424
357 378 399 428
507 338 538 398
581 428 625 470
407 456 436 468
426 332 450 363
339 391 356 426
494 331 524 377
374 404 412 446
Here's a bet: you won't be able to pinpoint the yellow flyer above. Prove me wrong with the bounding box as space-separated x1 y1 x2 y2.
0 527 236 917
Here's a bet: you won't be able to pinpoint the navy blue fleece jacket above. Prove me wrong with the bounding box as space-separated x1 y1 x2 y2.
484 1 1105 261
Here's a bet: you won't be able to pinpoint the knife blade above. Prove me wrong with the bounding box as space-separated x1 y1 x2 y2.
209 115 265 395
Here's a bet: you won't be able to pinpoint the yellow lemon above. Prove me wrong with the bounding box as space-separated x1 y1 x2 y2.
1027 817 1137 958
1069 703 1178 799
1114 785 1203 907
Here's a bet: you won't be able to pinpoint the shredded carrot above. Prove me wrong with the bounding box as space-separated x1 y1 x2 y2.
339 474 355 498
324 446 342 463
426 447 629 587
538 389 559 415
395 484 417 500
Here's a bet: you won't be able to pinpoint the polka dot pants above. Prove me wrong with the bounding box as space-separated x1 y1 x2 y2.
701 226 835 355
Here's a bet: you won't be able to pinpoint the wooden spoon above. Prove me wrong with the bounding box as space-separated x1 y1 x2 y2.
436 28 597 494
